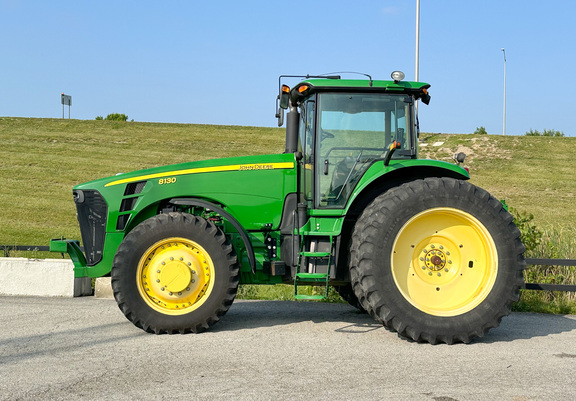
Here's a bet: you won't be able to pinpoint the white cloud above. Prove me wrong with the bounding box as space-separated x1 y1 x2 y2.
381 6 398 15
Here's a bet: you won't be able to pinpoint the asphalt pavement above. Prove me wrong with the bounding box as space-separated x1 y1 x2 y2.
1 296 575 400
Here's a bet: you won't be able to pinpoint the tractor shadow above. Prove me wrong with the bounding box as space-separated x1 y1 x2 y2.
215 300 576 343
477 311 576 343
212 300 381 333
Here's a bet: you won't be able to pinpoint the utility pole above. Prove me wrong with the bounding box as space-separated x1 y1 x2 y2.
415 0 420 82
415 0 420 114
501 48 506 135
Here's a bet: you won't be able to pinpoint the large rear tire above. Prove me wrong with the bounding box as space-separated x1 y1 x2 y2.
350 178 525 344
111 213 239 334
334 284 366 313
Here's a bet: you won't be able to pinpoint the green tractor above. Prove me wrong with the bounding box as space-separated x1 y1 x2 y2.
51 71 525 344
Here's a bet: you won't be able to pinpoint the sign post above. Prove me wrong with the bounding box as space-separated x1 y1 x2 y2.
61 93 72 119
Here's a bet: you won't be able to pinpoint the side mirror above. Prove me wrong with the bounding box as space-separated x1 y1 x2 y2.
454 152 466 164
421 92 431 105
276 84 290 127
275 96 285 127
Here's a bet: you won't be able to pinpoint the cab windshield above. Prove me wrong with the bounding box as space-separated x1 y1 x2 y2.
315 92 414 207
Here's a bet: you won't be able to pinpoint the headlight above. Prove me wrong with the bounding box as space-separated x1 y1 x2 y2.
391 71 405 83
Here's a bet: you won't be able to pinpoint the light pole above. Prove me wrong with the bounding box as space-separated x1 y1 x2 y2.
415 0 420 82
501 48 506 136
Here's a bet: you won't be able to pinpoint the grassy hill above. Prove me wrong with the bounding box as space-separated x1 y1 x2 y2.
0 117 285 245
1 117 574 311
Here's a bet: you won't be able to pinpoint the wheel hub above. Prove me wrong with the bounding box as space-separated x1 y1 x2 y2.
137 238 214 315
421 244 451 272
159 260 193 293
391 207 498 317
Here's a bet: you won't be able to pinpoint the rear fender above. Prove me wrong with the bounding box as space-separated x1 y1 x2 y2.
345 160 469 216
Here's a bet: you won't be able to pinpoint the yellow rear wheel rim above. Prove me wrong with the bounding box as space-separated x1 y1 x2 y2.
137 237 215 315
391 208 498 317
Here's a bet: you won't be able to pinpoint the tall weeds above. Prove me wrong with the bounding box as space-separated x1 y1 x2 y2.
512 208 576 313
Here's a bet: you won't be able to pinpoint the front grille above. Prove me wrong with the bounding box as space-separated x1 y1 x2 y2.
75 190 108 266
124 181 146 196
119 197 137 212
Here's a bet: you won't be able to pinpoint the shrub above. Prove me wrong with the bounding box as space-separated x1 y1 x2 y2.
525 129 564 137
95 116 103 120
510 207 542 254
474 126 488 135
104 113 129 122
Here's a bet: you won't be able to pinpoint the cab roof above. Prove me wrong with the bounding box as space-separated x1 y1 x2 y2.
290 78 431 104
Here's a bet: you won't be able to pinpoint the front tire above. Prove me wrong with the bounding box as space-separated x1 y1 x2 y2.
350 178 525 344
112 213 239 334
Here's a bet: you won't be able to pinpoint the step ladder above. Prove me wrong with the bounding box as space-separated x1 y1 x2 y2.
294 240 333 301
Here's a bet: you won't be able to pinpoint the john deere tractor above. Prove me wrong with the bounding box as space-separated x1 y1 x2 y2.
51 71 525 344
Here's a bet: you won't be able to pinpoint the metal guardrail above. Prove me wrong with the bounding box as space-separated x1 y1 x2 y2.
523 258 576 292
1 244 84 256
2 246 575 292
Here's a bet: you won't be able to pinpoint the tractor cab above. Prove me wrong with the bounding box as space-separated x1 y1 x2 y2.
276 71 431 208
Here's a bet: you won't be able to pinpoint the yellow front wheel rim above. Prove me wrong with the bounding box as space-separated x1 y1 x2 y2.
137 237 215 315
391 208 498 317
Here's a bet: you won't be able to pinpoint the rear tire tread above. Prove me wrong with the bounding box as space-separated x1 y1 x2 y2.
349 178 525 344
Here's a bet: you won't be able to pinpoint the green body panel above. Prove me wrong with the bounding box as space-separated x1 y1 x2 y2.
60 153 468 280
71 153 297 278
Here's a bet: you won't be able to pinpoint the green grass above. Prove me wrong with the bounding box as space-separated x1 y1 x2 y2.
0 117 284 245
1 118 575 313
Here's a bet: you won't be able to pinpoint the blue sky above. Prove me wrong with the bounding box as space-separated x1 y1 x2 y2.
1 0 574 136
